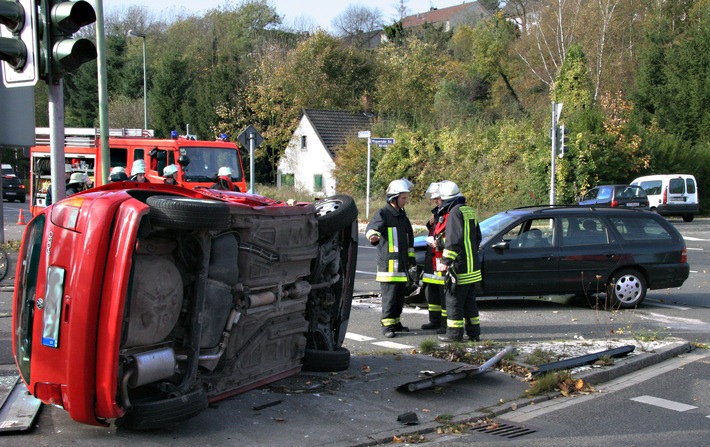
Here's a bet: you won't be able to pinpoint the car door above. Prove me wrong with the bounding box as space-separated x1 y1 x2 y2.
578 187 600 206
480 217 559 295
556 214 622 293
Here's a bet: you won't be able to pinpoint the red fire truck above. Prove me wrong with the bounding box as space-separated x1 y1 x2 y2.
30 128 247 215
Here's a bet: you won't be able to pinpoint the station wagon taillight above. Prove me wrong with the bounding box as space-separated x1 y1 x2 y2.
681 246 687 263
610 199 618 207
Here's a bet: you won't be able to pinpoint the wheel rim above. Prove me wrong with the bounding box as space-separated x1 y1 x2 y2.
315 199 341 217
613 274 642 304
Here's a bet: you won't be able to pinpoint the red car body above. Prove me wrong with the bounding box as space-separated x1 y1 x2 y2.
13 182 358 428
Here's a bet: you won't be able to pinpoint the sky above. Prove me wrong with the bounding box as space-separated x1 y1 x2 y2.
100 0 471 31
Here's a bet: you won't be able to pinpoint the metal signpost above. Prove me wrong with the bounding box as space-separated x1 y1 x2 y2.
237 125 264 194
550 101 563 205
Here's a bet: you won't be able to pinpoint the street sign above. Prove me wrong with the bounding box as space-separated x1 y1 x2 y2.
370 137 395 147
358 130 370 138
237 124 263 148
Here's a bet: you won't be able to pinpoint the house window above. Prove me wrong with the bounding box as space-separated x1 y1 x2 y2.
313 174 323 192
300 135 307 149
282 173 295 187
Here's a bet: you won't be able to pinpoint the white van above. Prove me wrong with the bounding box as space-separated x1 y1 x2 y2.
631 174 699 222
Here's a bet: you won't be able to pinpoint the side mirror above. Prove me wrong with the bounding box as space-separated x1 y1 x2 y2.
492 241 509 251
178 155 190 167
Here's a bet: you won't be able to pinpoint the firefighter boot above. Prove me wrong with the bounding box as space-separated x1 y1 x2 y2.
436 318 447 335
393 322 410 333
421 313 441 330
465 324 481 342
382 325 396 338
438 328 464 343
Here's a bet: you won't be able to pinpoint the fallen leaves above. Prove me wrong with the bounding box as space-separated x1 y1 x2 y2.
558 378 595 397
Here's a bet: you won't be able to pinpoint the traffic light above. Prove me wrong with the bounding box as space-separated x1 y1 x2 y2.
558 124 570 158
0 0 38 87
38 0 96 84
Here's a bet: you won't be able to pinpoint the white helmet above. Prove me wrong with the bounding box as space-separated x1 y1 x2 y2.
163 164 179 177
110 166 126 175
217 166 233 177
425 182 442 199
386 178 412 202
438 180 461 200
69 172 86 184
131 160 146 176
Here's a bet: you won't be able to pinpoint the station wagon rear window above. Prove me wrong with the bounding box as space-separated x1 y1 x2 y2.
608 216 673 241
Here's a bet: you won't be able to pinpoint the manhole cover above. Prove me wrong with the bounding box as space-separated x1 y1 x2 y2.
267 375 341 394
469 421 537 439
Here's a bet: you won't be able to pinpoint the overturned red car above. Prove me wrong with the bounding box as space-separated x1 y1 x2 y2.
12 182 358 429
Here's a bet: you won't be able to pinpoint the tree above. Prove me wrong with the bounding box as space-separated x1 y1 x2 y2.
149 51 194 137
332 5 382 37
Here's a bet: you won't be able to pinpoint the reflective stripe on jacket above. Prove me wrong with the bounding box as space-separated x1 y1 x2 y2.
441 203 482 284
366 204 415 283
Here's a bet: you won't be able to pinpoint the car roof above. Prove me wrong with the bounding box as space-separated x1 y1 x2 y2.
499 205 653 217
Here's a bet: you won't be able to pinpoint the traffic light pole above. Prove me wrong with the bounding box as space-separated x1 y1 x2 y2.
49 81 66 202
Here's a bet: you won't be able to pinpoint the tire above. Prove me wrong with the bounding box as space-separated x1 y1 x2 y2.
682 214 694 222
0 249 8 281
147 195 230 230
118 388 209 430
606 269 647 309
314 195 358 237
301 347 351 372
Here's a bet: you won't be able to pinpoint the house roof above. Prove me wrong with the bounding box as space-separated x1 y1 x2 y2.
303 109 372 157
402 2 488 28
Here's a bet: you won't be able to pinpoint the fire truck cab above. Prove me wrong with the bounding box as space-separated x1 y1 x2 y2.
30 128 246 215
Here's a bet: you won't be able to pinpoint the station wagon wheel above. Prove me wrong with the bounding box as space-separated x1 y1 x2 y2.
314 195 358 238
147 195 231 230
682 215 694 222
607 269 647 309
302 347 351 372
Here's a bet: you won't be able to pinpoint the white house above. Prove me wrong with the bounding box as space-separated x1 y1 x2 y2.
278 109 371 195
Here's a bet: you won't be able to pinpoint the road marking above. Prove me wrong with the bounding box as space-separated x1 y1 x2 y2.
356 270 376 276
630 395 698 412
686 247 703 251
683 236 707 241
345 333 376 342
372 341 415 349
644 301 691 310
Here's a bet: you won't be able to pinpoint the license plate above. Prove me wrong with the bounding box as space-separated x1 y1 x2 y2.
670 197 684 202
626 203 639 207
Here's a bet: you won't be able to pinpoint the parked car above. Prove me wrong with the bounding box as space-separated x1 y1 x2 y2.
578 184 649 210
631 174 699 222
12 184 358 429
2 175 25 202
413 206 688 309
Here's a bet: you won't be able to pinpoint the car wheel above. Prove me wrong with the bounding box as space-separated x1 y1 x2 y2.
147 195 231 230
606 269 647 309
682 214 694 222
314 195 358 238
117 388 209 430
301 347 351 372
20 196 25 203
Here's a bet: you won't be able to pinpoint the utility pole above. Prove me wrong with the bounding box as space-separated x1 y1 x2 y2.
550 102 563 205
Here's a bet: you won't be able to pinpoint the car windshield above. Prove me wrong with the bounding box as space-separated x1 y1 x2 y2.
181 147 243 182
480 212 520 244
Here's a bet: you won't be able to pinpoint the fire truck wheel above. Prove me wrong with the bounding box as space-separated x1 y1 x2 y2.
314 195 358 238
147 195 231 230
117 388 209 430
301 347 351 372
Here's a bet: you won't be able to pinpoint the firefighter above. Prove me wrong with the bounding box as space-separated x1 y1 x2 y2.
210 166 240 191
436 181 483 343
130 160 149 182
420 182 447 332
45 164 72 206
66 173 89 196
366 178 416 338
163 164 179 184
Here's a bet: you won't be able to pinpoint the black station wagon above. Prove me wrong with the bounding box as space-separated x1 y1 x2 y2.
414 206 689 309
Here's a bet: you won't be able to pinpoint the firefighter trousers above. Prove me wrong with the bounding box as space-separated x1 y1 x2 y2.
445 282 480 330
380 281 407 327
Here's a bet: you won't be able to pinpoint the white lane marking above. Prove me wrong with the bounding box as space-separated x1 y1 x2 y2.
345 333 376 342
356 270 376 276
683 236 707 241
630 395 698 412
372 341 415 349
644 301 691 310
637 312 710 329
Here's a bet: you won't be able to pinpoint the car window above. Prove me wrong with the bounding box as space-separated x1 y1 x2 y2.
609 216 674 241
597 187 612 200
560 216 608 246
480 212 519 244
582 188 598 201
502 218 554 249
686 179 696 194
639 180 662 195
668 178 685 194
615 186 646 199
